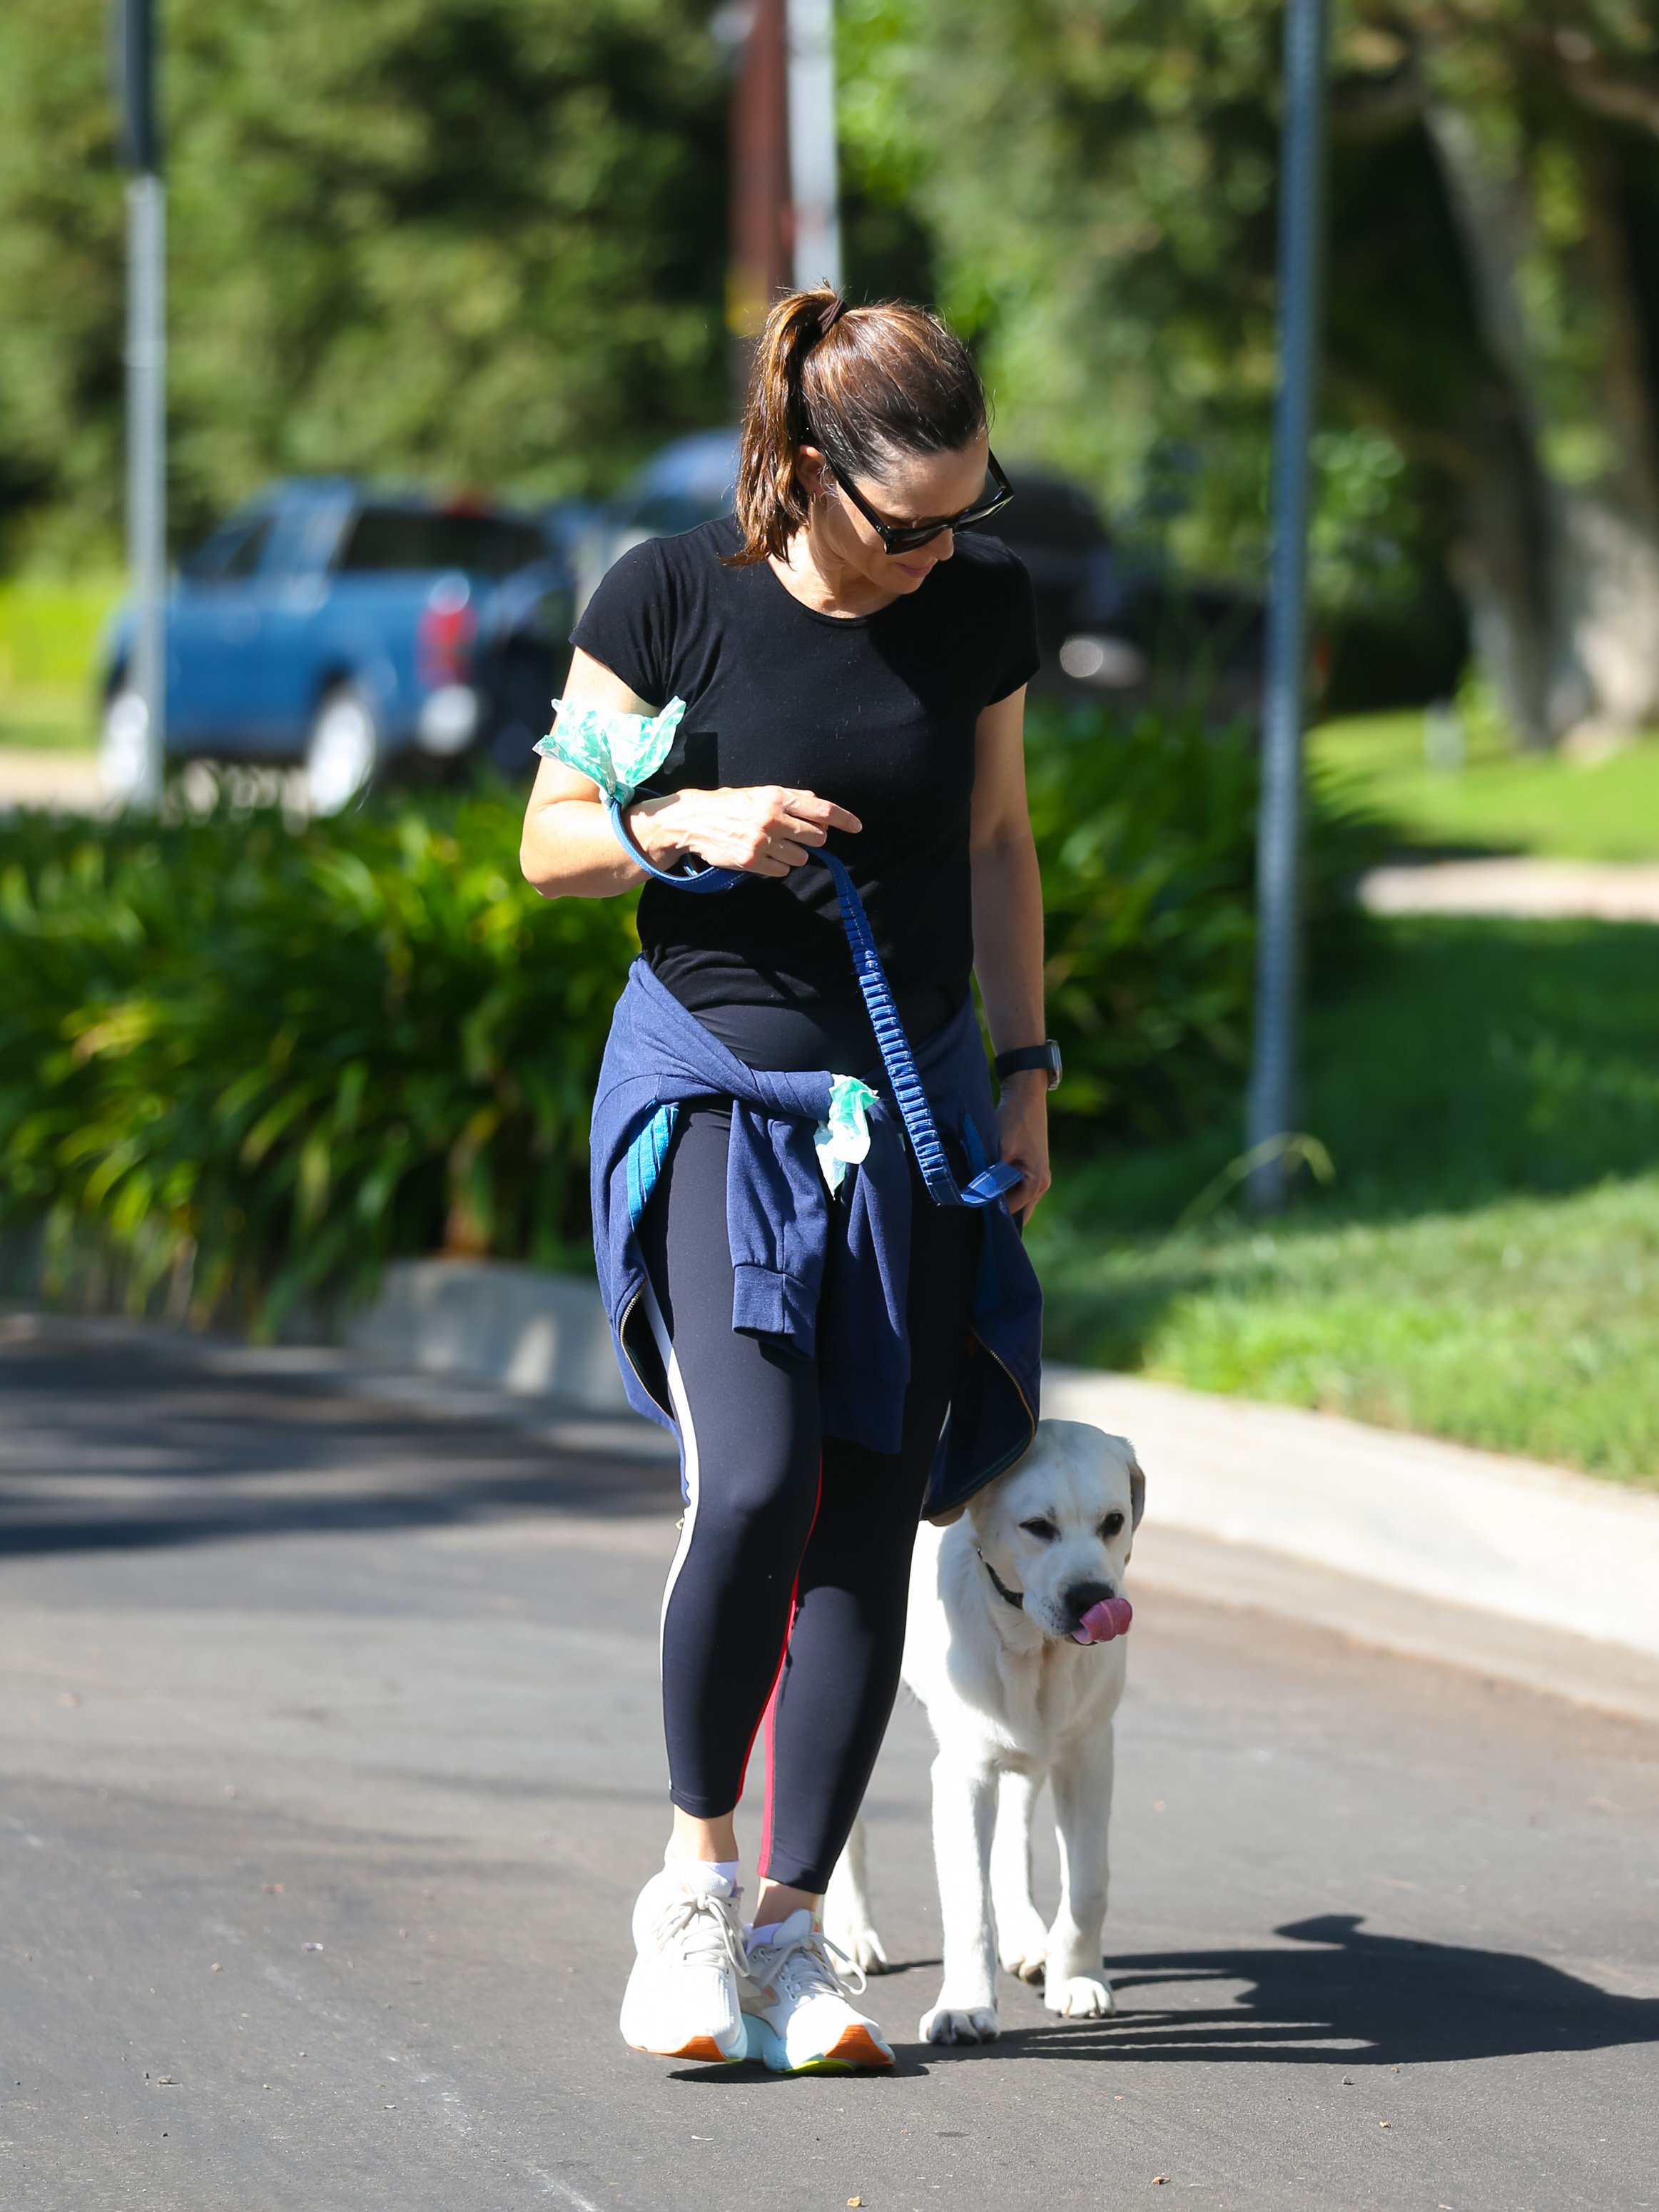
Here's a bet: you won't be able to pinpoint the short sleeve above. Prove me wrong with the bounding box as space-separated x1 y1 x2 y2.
988 552 1041 703
569 538 675 706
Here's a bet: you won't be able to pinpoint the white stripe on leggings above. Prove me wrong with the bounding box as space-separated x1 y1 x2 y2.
644 1277 700 1679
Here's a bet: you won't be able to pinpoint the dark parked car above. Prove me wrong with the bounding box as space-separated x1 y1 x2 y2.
970 466 1262 714
571 431 742 613
574 434 1259 712
101 480 576 809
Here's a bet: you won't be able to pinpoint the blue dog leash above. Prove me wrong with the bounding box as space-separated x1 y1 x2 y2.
607 798 1020 1212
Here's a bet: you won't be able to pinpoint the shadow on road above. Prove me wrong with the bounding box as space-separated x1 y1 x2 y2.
0 1335 681 1555
661 1915 1657 2084
983 1913 1659 2069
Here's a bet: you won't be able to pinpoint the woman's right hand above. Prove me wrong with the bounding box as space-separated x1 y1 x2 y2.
626 786 861 879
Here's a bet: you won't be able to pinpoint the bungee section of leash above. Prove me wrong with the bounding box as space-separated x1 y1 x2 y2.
605 795 1020 1212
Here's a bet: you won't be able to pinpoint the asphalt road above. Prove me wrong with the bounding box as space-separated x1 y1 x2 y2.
4 1316 1657 2212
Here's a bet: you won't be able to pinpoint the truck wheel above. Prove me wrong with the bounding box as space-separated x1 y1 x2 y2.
305 684 377 815
99 684 151 801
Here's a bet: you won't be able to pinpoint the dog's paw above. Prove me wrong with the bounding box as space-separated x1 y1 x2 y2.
841 1925 891 1976
1045 1974 1115 2019
997 1944 1047 1986
920 2003 1000 2045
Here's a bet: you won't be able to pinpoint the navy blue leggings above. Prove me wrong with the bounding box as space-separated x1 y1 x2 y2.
636 1099 979 1894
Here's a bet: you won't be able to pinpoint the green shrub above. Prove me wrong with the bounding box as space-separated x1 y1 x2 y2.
0 711 1383 1326
1027 699 1385 1137
0 789 635 1332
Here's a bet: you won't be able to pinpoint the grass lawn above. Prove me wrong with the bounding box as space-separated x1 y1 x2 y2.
0 577 119 752
1312 709 1659 861
0 686 98 751
1034 916 1659 1486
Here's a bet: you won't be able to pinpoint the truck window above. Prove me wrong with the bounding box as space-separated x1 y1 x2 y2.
337 509 544 580
183 513 277 582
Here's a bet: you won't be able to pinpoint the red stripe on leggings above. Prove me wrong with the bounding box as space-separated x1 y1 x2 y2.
751 1452 823 1880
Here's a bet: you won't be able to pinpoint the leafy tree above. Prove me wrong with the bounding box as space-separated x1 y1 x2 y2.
1381 2 1659 741
0 0 730 566
838 0 1659 740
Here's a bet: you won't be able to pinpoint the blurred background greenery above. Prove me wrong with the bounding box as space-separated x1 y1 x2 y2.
7 0 1659 745
4 0 1659 1481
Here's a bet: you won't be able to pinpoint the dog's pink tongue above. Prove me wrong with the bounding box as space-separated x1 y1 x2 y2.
1073 1595 1133 1646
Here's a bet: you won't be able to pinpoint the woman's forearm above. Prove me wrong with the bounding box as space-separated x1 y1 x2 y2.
520 797 646 899
970 828 1045 1052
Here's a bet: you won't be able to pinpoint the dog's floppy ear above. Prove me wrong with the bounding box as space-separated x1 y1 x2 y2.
926 1502 967 1528
1128 1451 1146 1531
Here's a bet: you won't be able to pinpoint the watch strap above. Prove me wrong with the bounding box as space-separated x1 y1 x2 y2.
993 1040 1062 1088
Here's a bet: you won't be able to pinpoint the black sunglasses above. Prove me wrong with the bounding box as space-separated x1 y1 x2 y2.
822 450 1015 555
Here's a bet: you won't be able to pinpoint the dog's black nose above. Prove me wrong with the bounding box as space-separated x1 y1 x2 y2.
1064 1580 1115 1625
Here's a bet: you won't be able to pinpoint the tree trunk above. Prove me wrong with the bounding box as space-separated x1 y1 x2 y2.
1426 99 1659 741
1446 412 1553 746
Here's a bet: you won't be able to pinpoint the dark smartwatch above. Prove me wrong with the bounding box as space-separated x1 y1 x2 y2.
993 1040 1062 1091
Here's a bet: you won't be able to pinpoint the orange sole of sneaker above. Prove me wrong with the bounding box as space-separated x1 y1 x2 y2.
626 2034 743 2064
801 2024 894 2073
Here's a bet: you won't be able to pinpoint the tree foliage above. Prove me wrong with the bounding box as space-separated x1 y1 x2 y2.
0 0 729 565
838 0 1659 736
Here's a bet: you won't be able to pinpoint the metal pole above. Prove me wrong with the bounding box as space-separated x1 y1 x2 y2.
1245 0 1328 1212
126 171 166 806
786 0 841 294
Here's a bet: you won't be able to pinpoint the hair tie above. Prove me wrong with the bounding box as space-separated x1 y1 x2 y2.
816 293 848 340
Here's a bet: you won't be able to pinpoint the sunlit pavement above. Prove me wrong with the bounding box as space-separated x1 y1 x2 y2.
0 751 101 813
3 1316 1656 2211
1360 855 1659 920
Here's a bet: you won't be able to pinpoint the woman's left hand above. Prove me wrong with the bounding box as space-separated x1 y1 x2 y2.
995 1072 1052 1225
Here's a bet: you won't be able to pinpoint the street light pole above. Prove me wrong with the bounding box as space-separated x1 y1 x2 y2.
1246 0 1329 1212
113 0 166 808
125 173 166 807
786 0 841 294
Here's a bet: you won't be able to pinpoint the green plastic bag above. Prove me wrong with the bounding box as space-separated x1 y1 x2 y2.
814 1075 878 1194
534 696 688 806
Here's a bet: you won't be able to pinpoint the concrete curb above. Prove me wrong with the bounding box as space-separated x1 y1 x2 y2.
1126 1523 1659 1728
17 1258 1659 1721
344 1258 629 1414
340 1261 1659 1668
1043 1366 1659 1660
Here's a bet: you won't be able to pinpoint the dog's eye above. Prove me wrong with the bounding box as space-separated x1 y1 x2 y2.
1100 1512 1125 1538
1019 1517 1059 1543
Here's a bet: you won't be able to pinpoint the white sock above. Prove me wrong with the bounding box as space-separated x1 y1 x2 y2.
665 1847 741 1892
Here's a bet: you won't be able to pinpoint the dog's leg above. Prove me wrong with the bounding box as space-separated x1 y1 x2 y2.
1044 1721 1117 2018
919 1755 1000 2044
990 1767 1049 1984
823 1815 890 1974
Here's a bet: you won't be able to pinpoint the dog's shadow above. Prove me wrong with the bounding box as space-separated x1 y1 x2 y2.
969 1912 1659 2069
669 1911 1657 2081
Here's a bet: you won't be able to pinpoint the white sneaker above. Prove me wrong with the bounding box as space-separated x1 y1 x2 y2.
619 1859 750 2063
741 1908 894 2073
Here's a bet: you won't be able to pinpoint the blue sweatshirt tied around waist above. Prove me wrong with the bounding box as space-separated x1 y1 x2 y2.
589 958 1042 1521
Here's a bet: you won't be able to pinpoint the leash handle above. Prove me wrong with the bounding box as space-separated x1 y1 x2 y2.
606 797 748 894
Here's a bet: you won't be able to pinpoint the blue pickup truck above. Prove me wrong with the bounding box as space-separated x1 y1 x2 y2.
101 478 575 809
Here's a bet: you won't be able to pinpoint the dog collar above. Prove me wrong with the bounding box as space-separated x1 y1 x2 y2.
977 1549 1026 1613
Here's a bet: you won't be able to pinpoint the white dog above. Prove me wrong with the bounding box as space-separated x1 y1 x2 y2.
826 1419 1145 2044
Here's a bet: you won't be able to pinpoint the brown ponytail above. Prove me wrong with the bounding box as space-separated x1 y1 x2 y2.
729 288 988 566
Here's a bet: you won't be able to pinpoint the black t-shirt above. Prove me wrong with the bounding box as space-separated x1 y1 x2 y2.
569 515 1039 1015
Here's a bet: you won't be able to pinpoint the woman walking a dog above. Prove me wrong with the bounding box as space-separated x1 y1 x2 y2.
520 288 1051 2073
